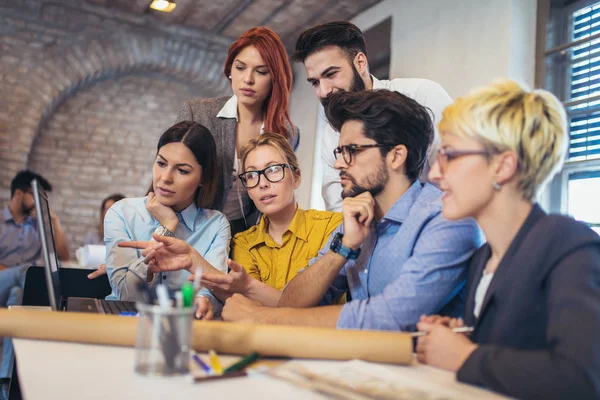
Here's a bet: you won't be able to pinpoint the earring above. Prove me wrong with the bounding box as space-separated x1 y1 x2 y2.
228 75 232 79
492 181 502 191
198 184 203 188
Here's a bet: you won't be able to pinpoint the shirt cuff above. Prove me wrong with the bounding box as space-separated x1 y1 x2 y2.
335 302 356 329
127 258 152 282
197 288 223 317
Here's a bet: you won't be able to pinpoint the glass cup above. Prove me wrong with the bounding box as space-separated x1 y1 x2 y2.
134 302 194 376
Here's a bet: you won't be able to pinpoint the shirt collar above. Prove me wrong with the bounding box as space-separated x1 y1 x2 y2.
217 95 239 121
371 75 385 90
285 207 308 242
247 207 307 248
217 95 266 134
178 202 200 231
382 181 423 223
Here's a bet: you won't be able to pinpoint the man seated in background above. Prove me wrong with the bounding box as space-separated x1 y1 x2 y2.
0 170 69 307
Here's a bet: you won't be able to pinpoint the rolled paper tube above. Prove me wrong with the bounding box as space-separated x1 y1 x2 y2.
0 309 413 365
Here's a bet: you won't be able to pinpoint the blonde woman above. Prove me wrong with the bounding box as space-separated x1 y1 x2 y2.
120 133 341 318
416 80 600 399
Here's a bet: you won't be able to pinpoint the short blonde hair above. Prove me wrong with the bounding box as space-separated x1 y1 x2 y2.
438 79 568 201
239 132 301 178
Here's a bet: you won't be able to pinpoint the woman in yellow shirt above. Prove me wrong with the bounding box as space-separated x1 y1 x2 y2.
197 132 342 313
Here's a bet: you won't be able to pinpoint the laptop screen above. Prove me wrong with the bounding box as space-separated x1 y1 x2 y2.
32 179 63 310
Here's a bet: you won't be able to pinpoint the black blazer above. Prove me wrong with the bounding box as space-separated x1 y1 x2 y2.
457 204 600 399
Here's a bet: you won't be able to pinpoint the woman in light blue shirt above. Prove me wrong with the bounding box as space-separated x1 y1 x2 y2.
105 121 230 302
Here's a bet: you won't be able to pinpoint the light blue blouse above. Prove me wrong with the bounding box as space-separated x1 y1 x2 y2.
104 197 230 301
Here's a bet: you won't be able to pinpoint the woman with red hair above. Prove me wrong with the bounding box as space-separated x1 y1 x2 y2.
176 27 299 236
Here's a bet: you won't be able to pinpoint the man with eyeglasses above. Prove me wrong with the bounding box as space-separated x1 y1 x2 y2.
291 21 453 212
220 90 483 331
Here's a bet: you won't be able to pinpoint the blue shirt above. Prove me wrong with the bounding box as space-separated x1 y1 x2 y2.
0 206 41 267
105 197 231 301
313 181 484 331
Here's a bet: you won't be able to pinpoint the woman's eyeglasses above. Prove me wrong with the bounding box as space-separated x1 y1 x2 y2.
333 143 392 165
436 148 491 173
238 164 290 188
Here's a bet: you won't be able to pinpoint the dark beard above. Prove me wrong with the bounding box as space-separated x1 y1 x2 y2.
319 64 366 109
340 161 388 199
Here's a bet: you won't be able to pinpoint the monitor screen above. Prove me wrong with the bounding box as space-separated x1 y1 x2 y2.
32 179 62 310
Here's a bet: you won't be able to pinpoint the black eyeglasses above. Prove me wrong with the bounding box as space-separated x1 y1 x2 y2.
436 148 491 173
333 143 392 165
238 164 290 188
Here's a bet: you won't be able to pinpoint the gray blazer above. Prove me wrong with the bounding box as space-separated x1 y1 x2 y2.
175 96 300 218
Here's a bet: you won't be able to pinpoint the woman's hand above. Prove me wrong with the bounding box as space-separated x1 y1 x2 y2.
419 314 465 329
118 234 202 273
87 264 107 279
415 322 477 372
146 192 178 232
191 259 253 296
194 296 214 320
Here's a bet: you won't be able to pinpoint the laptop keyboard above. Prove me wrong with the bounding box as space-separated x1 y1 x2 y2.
98 299 137 314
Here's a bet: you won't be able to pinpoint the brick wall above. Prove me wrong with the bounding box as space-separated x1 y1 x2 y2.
0 0 232 258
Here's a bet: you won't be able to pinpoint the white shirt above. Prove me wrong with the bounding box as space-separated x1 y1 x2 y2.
217 95 264 220
321 76 453 211
473 270 494 318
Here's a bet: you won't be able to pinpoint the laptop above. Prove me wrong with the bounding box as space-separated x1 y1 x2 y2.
32 179 136 314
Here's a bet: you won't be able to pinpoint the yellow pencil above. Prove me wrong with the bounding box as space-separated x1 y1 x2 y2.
209 349 223 375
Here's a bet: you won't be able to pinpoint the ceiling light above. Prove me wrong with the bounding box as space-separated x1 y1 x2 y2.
149 0 176 12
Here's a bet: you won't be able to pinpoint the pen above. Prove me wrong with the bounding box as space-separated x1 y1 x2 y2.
193 267 202 296
209 349 223 375
191 351 213 375
175 291 183 309
223 352 259 374
410 326 474 337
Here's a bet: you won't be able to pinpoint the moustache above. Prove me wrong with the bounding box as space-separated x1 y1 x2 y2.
339 172 355 183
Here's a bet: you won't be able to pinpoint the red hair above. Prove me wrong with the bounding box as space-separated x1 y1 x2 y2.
224 27 294 140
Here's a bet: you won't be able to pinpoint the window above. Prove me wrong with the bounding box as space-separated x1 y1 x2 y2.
567 170 600 233
543 0 600 228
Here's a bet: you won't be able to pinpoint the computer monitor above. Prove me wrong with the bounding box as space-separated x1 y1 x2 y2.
32 179 63 311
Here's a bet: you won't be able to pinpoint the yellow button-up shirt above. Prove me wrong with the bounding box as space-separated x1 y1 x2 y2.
231 208 342 290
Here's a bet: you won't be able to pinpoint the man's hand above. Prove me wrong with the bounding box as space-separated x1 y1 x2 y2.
222 293 263 323
193 259 252 295
194 296 214 320
88 264 107 279
118 234 202 273
340 192 375 249
415 322 477 372
146 192 178 232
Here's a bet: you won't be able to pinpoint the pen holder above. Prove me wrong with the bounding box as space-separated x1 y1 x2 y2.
134 302 194 376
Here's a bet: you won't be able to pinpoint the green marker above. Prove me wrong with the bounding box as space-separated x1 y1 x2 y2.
223 352 259 373
181 282 194 308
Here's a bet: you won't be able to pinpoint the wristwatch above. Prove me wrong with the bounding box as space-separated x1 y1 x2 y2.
330 233 361 260
154 225 175 238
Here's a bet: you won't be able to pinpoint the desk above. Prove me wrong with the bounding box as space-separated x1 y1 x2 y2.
13 339 508 399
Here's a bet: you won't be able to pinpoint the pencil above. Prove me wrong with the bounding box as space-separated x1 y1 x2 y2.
190 351 212 375
209 349 223 375
410 326 474 337
194 370 247 383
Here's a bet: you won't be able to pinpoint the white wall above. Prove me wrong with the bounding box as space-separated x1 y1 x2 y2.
292 0 538 209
